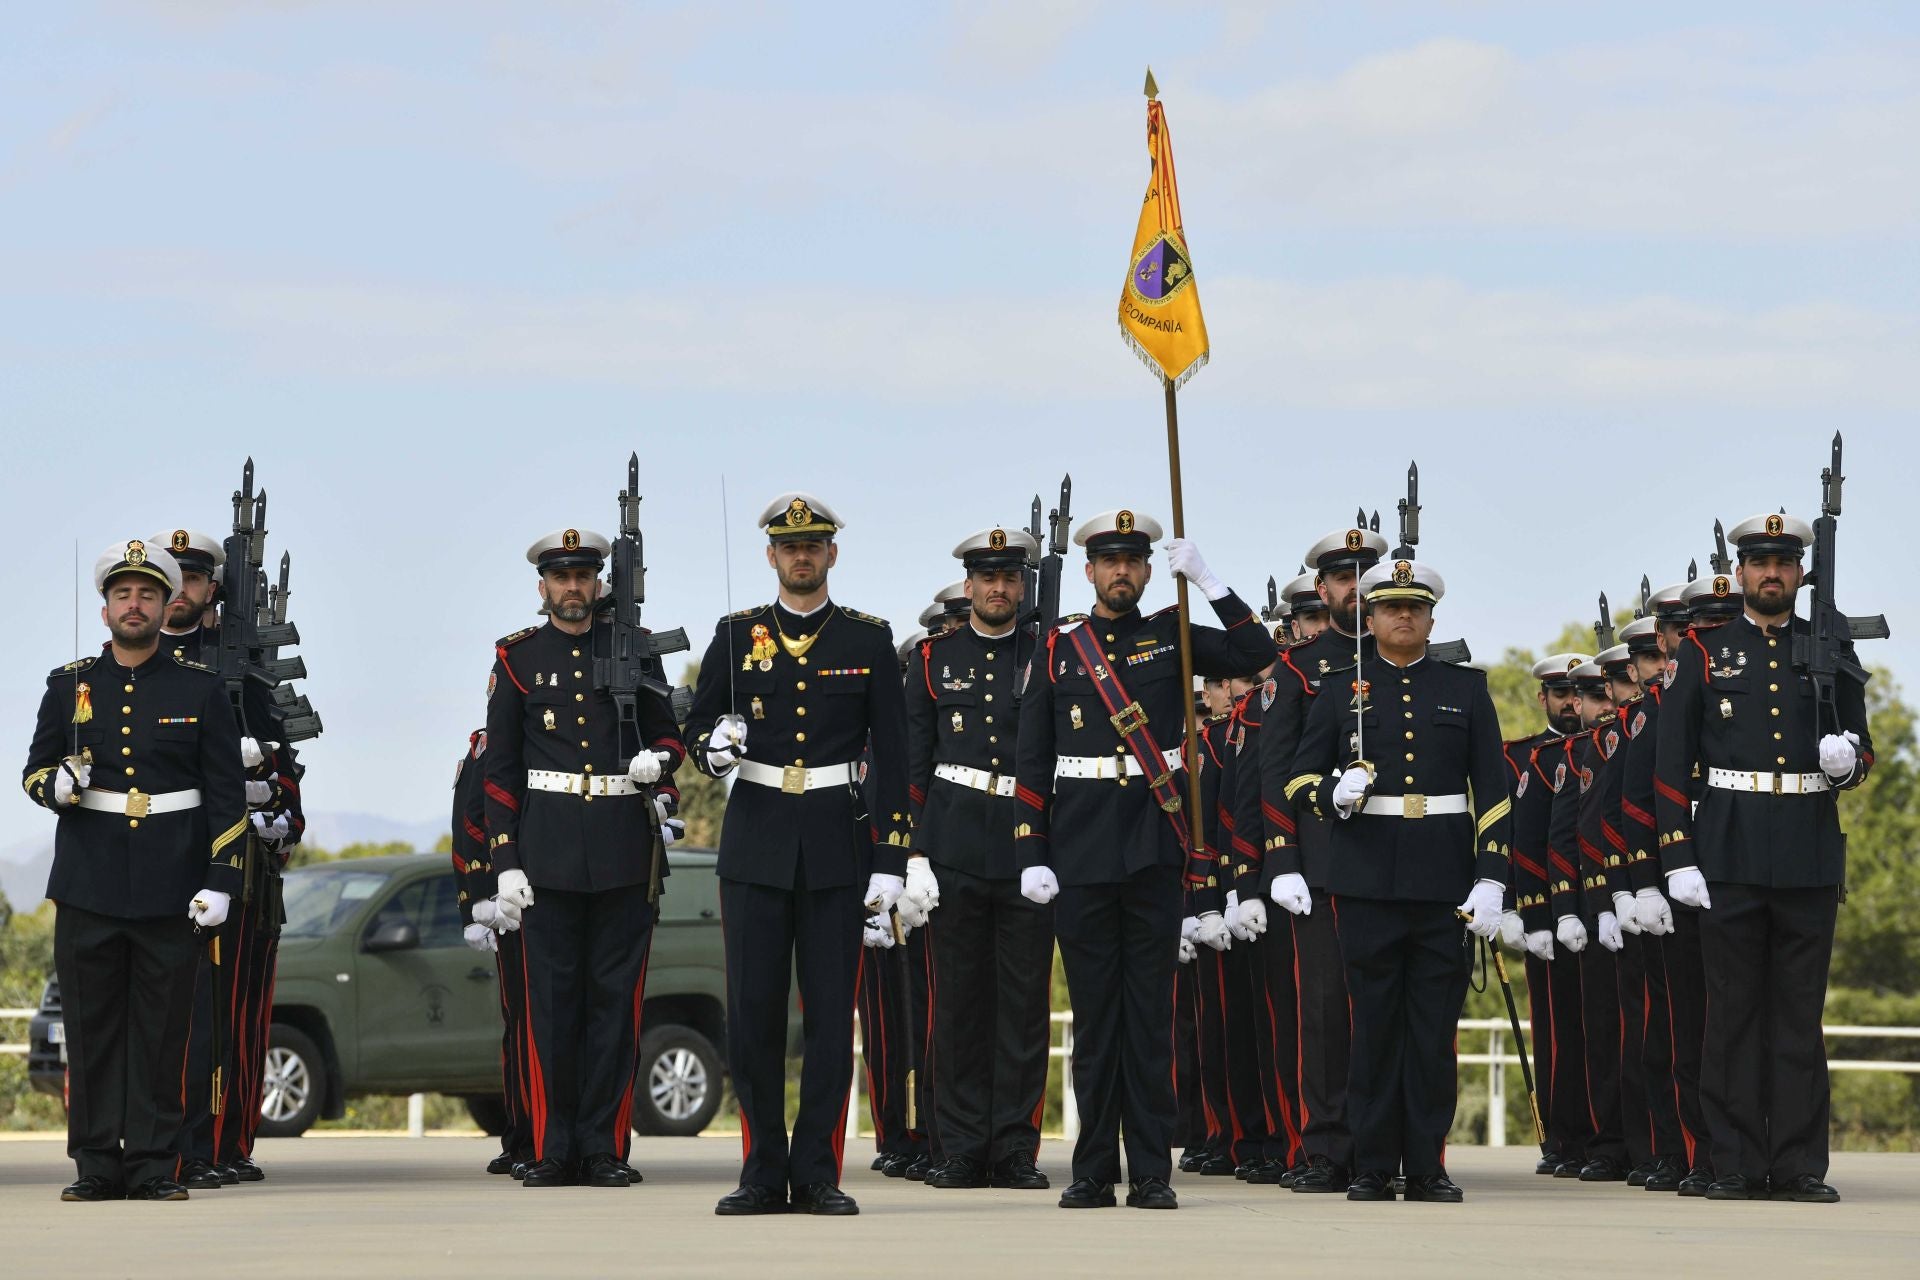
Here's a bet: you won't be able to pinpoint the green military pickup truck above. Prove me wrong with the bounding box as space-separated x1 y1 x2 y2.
260 849 728 1137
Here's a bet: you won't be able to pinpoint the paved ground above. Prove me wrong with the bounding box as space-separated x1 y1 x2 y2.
1 1137 1914 1277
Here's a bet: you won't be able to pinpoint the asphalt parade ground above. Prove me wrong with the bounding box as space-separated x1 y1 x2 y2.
0 1136 1914 1278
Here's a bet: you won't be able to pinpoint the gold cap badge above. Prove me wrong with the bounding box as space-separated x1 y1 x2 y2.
786 499 813 527
988 528 1006 551
170 530 189 552
1765 513 1784 536
562 529 580 551
126 540 146 566
1392 559 1413 586
1117 510 1135 535
1346 529 1364 552
1712 575 1731 598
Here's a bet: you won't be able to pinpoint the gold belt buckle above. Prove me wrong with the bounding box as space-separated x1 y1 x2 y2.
1771 772 1784 795
781 765 807 795
126 788 150 819
1403 792 1427 819
1110 700 1148 736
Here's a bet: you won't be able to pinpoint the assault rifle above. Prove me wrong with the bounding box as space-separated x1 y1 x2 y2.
1793 434 1889 733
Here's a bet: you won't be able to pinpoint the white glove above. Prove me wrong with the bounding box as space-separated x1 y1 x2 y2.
464 922 498 953
1180 915 1201 942
1525 930 1555 961
496 868 535 911
239 737 279 769
1612 891 1642 936
628 749 671 785
1665 867 1712 911
488 895 522 932
1020 866 1060 905
1330 766 1371 816
651 792 683 844
1236 896 1268 940
902 858 940 918
1164 537 1228 601
244 779 273 807
705 715 748 774
471 899 502 929
53 757 91 806
189 890 230 929
1194 912 1232 952
660 818 685 846
1556 915 1588 954
1223 890 1242 937
862 914 897 949
1499 910 1526 952
1457 879 1505 940
864 872 905 915
1597 911 1623 952
1177 936 1197 964
1635 887 1674 936
250 810 291 846
1269 872 1312 916
1818 730 1859 780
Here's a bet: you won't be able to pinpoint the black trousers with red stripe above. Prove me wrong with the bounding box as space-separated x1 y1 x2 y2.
857 926 929 1158
55 904 200 1189
1220 939 1272 1165
1616 930 1655 1169
1173 960 1208 1150
1250 919 1304 1166
721 876 864 1190
1532 947 1592 1160
495 928 534 1161
1578 939 1627 1166
1054 864 1182 1184
519 883 654 1167
1190 948 1230 1155
924 866 1052 1167
1293 891 1353 1169
233 873 283 1159
1631 931 1685 1165
174 912 242 1167
1664 905 1709 1172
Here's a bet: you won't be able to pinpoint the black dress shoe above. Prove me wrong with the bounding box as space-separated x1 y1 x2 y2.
1058 1177 1117 1208
926 1156 990 1189
1706 1174 1767 1201
521 1158 574 1188
1627 1162 1654 1187
127 1177 190 1202
1177 1150 1208 1174
1291 1156 1349 1193
1643 1158 1682 1193
1552 1160 1583 1178
60 1175 124 1203
582 1155 628 1188
486 1153 516 1176
510 1161 530 1181
1278 1162 1310 1188
870 1153 890 1172
231 1156 264 1183
1404 1172 1464 1203
1579 1156 1628 1182
1769 1174 1839 1203
715 1183 788 1216
1346 1170 1395 1202
1678 1166 1712 1197
212 1163 240 1186
1125 1176 1178 1209
1392 1176 1406 1195
1246 1158 1287 1185
618 1160 643 1185
1198 1152 1237 1176
790 1181 859 1215
990 1152 1050 1190
1534 1152 1562 1176
180 1160 224 1191
879 1151 914 1178
903 1154 932 1182
1233 1161 1256 1180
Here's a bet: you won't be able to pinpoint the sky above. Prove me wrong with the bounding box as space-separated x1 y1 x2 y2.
3 1 1916 842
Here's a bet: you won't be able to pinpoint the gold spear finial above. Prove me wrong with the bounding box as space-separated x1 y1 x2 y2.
1144 67 1158 100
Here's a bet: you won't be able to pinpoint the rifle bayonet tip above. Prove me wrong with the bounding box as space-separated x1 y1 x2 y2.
1143 67 1158 100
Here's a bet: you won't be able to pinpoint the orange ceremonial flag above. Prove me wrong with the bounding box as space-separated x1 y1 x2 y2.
1118 72 1209 388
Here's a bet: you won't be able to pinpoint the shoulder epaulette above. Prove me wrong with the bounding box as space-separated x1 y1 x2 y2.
1204 710 1231 725
726 604 771 621
53 655 96 677
1053 614 1089 636
840 607 890 628
171 654 216 673
496 626 538 648
1148 603 1181 620
924 627 963 646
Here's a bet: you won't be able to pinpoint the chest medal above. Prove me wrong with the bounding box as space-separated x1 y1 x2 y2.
1720 697 1734 720
951 710 964 733
1070 704 1084 730
542 709 556 731
744 623 779 672
73 682 92 724
751 696 765 720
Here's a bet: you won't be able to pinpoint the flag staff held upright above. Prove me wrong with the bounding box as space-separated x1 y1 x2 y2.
1120 68 1212 864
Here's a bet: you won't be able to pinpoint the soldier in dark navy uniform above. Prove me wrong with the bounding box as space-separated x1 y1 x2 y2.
1014 509 1275 1211
1501 652 1588 1177
686 493 912 1217
482 527 684 1189
906 526 1054 1192
24 540 247 1203
1255 523 1388 1194
1280 569 1330 641
1286 558 1510 1203
1656 513 1872 1204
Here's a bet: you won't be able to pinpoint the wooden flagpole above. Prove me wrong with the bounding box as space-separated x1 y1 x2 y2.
1163 380 1206 852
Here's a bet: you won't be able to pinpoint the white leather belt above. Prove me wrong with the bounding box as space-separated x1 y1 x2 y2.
76 787 201 817
735 759 858 795
1706 767 1830 796
934 762 1017 797
1360 793 1468 818
527 770 641 797
1055 747 1184 782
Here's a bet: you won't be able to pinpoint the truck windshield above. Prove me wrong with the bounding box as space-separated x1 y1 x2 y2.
282 866 395 939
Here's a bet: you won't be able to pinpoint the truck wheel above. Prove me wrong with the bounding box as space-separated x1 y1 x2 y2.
256 1023 326 1138
464 1094 510 1137
631 1025 722 1137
